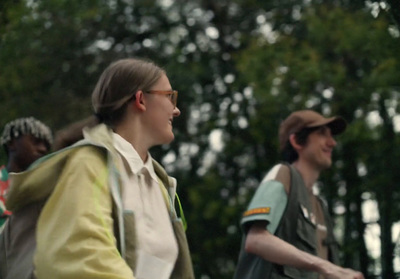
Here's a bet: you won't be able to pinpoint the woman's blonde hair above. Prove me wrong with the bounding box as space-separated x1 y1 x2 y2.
92 58 165 125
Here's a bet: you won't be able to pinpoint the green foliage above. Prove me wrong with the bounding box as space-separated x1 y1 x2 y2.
1 0 400 278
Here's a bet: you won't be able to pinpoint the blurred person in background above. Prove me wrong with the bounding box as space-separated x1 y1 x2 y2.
234 110 364 279
0 116 52 232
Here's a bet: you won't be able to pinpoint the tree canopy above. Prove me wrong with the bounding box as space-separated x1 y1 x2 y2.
1 1 400 278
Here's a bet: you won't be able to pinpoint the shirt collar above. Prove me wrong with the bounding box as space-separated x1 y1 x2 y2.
112 133 158 181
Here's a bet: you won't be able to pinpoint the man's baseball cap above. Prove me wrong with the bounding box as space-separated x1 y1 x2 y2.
279 110 347 150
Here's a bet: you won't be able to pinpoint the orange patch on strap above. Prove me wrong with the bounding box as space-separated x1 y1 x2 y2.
243 207 271 217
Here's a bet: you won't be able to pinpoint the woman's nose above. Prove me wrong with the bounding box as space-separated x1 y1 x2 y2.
173 106 181 117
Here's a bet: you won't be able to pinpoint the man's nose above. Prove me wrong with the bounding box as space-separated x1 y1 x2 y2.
37 142 49 154
327 136 337 147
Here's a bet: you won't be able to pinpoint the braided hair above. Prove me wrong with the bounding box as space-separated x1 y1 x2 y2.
0 117 53 153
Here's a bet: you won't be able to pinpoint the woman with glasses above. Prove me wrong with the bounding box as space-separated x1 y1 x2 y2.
3 58 194 279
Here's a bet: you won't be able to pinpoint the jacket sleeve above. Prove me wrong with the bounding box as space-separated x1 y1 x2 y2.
34 146 135 279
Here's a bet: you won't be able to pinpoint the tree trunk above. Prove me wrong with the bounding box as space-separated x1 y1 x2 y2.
377 98 395 279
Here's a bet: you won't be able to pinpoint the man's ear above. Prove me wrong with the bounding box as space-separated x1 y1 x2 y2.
289 134 302 152
134 90 146 111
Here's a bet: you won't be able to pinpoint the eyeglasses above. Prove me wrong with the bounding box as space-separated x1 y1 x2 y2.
145 90 178 108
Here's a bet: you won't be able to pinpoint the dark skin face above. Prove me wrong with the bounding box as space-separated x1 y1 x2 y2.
6 134 50 172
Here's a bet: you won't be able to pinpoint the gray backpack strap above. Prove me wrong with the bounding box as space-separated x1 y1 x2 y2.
276 163 301 237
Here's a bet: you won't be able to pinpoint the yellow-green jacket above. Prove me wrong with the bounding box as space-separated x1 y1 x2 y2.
1 124 194 279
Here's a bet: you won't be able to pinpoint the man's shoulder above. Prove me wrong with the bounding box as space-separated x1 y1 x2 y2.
261 163 291 194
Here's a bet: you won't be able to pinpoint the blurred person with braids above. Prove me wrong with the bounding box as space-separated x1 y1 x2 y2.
0 58 194 279
0 117 53 231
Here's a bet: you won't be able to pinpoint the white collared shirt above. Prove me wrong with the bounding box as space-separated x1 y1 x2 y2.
112 133 178 279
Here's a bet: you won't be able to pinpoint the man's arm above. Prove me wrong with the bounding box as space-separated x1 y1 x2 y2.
245 222 364 279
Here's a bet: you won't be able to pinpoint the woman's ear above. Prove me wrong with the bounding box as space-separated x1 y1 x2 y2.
134 90 146 111
289 134 302 152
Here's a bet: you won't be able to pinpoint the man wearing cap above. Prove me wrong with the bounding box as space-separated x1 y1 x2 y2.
234 110 364 279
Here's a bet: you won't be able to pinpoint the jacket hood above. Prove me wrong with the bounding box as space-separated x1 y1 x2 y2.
6 124 114 212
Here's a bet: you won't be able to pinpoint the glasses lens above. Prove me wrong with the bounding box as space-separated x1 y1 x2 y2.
145 90 177 107
172 91 178 107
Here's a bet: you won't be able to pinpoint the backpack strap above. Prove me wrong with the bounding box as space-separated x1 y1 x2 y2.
275 163 301 237
156 176 187 231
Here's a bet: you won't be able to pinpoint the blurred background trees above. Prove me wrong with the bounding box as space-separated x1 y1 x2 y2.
1 0 399 278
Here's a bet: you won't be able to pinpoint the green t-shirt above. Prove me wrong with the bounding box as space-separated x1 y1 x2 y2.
240 164 288 235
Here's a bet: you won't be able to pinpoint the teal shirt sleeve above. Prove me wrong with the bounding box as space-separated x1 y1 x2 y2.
241 180 287 235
